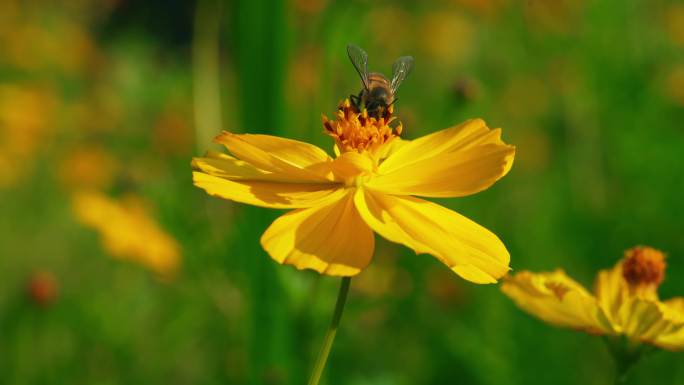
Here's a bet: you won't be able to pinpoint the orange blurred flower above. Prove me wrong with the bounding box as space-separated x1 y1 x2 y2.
58 146 120 191
286 46 321 103
294 0 328 15
27 271 59 307
523 0 585 34
153 108 194 156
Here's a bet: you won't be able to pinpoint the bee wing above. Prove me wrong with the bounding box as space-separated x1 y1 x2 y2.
390 55 414 93
347 44 370 90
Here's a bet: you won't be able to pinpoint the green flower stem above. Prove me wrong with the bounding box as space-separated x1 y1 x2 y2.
604 336 650 385
308 277 352 385
613 358 634 385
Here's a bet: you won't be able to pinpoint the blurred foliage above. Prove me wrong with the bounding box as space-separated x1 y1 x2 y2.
1 0 683 384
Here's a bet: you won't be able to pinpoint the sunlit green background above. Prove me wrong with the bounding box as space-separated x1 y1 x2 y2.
1 0 684 384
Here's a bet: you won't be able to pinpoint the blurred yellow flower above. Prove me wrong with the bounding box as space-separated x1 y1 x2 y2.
152 108 193 156
419 11 475 68
665 4 684 47
453 0 509 18
192 100 515 283
502 246 684 351
664 65 684 107
72 191 181 278
0 2 100 73
0 85 56 187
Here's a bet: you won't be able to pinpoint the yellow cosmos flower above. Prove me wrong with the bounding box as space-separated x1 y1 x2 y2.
192 100 515 283
502 246 684 350
72 191 181 278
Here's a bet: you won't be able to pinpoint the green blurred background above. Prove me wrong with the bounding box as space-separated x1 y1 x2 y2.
1 0 683 384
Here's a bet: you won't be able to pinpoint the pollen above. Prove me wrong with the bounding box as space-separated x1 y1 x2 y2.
622 246 666 287
322 99 402 153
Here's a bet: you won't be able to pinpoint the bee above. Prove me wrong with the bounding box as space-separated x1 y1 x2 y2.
347 44 414 119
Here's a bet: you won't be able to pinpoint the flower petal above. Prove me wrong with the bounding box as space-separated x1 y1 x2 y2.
192 152 276 180
594 262 660 326
378 119 507 173
261 192 374 276
594 263 684 347
330 151 374 181
653 298 684 350
369 119 515 197
353 188 509 283
663 298 684 322
617 299 683 345
501 270 612 333
192 172 346 209
214 132 333 181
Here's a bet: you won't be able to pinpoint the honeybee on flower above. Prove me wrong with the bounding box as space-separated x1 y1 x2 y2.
192 45 515 284
346 44 413 120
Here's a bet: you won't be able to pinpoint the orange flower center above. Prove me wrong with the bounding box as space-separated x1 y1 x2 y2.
323 99 402 153
622 246 666 287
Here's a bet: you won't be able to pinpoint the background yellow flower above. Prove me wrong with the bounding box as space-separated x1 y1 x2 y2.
502 247 684 351
72 191 181 279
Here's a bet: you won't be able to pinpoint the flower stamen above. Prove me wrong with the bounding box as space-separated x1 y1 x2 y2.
322 99 402 153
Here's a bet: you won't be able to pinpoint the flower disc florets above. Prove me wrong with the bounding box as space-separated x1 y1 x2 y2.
622 246 666 288
322 99 402 153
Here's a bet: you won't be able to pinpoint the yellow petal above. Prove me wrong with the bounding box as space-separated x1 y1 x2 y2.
367 141 515 197
192 152 274 180
594 262 630 324
330 151 374 181
594 262 662 326
654 329 684 350
594 263 684 346
354 188 509 283
653 298 684 350
192 172 346 209
616 299 683 344
501 270 612 333
371 136 408 163
663 298 684 322
260 192 374 276
378 118 511 172
214 131 333 181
